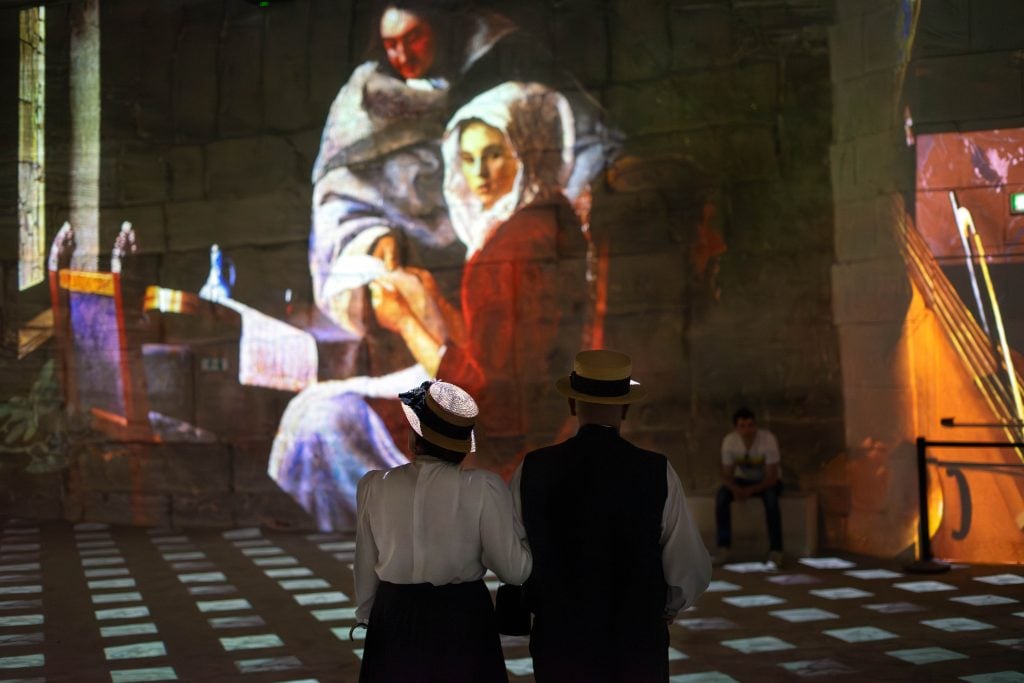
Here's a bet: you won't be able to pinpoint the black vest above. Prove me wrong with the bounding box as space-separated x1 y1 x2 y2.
520 424 669 682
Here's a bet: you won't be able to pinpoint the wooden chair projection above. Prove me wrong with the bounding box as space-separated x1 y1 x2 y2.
48 222 155 442
46 222 355 447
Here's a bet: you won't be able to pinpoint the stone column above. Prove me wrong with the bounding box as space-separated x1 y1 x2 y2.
69 0 100 271
827 0 920 556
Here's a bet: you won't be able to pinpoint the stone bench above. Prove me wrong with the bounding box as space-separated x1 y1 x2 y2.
686 489 819 558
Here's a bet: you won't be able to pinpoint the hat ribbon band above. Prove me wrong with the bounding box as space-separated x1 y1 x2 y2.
419 403 474 441
569 372 630 397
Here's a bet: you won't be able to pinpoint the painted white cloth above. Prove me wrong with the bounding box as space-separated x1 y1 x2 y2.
355 457 532 622
721 429 780 481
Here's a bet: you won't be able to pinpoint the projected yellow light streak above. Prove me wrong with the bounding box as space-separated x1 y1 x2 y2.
951 197 1024 424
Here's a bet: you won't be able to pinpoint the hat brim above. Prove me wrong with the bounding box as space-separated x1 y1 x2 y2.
401 402 476 453
555 376 648 405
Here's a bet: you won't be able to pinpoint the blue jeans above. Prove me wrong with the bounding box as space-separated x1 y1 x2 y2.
715 480 783 552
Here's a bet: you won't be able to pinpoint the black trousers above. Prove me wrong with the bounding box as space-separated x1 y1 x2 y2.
530 612 669 683
359 579 508 683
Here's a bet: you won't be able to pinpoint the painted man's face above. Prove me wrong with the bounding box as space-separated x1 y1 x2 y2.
380 8 437 80
458 121 519 210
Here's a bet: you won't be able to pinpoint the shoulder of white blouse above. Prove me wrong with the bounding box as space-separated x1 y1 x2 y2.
462 467 507 491
358 466 391 491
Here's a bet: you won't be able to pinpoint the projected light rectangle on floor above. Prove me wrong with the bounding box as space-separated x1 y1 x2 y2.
219 634 284 651
100 623 158 638
195 599 251 613
104 641 168 660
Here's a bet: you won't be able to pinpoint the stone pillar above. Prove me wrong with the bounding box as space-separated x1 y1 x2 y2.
827 0 920 557
69 0 100 271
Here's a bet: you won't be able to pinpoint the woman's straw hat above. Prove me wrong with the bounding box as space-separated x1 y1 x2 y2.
399 380 478 453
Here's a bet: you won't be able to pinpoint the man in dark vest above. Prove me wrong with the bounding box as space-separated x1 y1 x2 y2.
513 349 712 682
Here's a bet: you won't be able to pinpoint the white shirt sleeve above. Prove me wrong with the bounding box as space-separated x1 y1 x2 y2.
511 462 524 518
762 431 781 465
354 472 380 623
477 471 532 585
661 461 712 618
720 433 735 466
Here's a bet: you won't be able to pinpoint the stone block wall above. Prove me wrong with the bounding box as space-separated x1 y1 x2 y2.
584 1 843 489
825 0 1024 560
824 0 918 555
1 0 844 530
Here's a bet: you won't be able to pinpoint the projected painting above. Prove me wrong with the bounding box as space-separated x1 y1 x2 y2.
267 7 606 530
909 128 1024 561
272 76 593 528
9 2 724 532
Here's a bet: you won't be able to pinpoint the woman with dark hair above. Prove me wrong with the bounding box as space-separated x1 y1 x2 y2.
354 380 531 682
371 0 485 83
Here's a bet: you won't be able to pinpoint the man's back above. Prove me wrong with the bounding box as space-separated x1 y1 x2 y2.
519 424 669 682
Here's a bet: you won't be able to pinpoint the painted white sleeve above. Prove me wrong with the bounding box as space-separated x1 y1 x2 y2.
354 473 380 624
661 462 712 618
479 471 532 586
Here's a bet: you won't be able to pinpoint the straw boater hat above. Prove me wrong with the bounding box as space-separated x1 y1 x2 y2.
555 350 648 405
399 380 478 453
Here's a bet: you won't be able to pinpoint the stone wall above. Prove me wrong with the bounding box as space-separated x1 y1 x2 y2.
596 0 843 488
825 0 918 557
1 0 844 531
825 0 1024 560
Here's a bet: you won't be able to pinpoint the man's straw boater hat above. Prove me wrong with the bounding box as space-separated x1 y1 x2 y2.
555 349 648 405
399 380 478 453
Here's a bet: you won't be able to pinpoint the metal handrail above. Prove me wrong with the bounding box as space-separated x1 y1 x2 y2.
910 436 1023 573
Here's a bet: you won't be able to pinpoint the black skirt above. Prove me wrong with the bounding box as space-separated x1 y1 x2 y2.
359 579 508 683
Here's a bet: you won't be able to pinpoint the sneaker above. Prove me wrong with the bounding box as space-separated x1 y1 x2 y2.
767 550 784 568
712 547 730 567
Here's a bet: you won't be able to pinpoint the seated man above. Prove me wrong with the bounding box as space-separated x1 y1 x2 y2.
715 407 783 566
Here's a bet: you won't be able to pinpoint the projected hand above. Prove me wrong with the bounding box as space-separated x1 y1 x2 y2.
403 266 439 297
369 272 444 377
368 278 413 334
405 267 465 345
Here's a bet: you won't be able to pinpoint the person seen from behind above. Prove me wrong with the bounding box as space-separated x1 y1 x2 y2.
354 380 531 682
514 349 712 682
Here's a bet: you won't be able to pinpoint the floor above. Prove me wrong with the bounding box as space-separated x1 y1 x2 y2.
0 517 1021 682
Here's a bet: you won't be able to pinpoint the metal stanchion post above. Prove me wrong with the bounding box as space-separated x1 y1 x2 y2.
905 437 950 574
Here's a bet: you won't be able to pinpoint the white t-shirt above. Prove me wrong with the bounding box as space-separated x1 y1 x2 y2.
354 457 532 623
721 429 780 482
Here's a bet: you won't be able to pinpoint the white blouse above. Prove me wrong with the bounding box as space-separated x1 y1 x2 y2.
354 457 532 623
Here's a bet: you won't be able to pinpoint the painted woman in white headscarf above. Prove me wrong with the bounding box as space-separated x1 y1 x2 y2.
370 82 589 474
272 66 598 529
268 2 517 532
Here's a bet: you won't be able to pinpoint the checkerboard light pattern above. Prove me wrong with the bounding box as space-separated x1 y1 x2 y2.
1 519 1021 681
